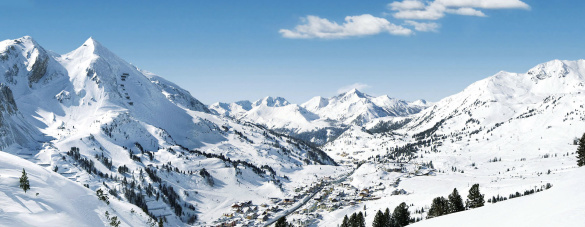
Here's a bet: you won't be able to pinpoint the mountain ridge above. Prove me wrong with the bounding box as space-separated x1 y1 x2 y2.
209 88 430 145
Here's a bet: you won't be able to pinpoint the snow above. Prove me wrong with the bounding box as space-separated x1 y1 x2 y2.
411 167 585 227
0 151 152 227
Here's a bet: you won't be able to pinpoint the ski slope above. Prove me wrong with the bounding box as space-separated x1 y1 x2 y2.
412 167 585 227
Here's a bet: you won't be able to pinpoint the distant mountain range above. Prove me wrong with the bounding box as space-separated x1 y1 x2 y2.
209 88 429 145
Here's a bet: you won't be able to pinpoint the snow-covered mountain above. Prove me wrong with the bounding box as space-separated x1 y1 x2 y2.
314 59 585 226
0 36 337 226
329 59 585 160
302 89 427 125
209 89 429 145
392 59 585 161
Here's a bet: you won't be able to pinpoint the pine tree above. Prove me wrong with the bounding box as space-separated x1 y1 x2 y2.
349 213 357 226
109 216 121 227
158 218 163 227
392 202 410 227
448 188 465 213
373 210 385 227
96 188 110 205
19 168 30 193
466 184 485 209
577 132 585 167
384 208 391 227
357 211 365 227
341 215 350 227
427 196 449 218
275 216 289 227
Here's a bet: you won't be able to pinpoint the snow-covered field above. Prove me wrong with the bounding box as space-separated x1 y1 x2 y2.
411 167 585 227
0 151 153 227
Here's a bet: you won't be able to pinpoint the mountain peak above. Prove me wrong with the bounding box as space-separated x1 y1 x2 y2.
301 96 329 110
411 99 428 106
64 37 117 61
80 37 110 55
1 36 41 52
347 88 366 97
16 35 35 43
337 88 368 100
254 96 290 107
347 88 361 94
526 59 569 80
83 37 98 46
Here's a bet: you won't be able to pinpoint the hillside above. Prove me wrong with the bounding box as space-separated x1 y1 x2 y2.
0 151 153 227
411 167 585 227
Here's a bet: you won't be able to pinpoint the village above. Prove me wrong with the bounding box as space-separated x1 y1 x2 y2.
212 159 435 227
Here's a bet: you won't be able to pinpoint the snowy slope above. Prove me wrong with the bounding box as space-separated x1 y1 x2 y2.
141 69 210 113
411 167 585 227
0 151 153 227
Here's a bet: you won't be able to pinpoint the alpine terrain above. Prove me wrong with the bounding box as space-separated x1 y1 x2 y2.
1 36 585 227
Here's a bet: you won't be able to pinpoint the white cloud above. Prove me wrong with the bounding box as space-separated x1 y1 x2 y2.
280 0 529 39
405 20 440 32
436 0 530 9
446 7 486 17
337 83 371 94
389 0 529 20
393 3 446 20
389 0 425 11
280 14 413 39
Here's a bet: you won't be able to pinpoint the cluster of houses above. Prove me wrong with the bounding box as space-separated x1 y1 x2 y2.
212 188 316 226
288 183 389 225
212 177 333 226
285 166 417 226
212 162 429 226
213 200 279 226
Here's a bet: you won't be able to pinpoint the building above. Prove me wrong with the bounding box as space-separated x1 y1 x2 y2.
258 214 269 222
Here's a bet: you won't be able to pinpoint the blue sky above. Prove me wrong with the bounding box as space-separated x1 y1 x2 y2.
1 0 585 104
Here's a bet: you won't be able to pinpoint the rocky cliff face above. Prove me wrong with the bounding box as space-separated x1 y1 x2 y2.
0 84 17 114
